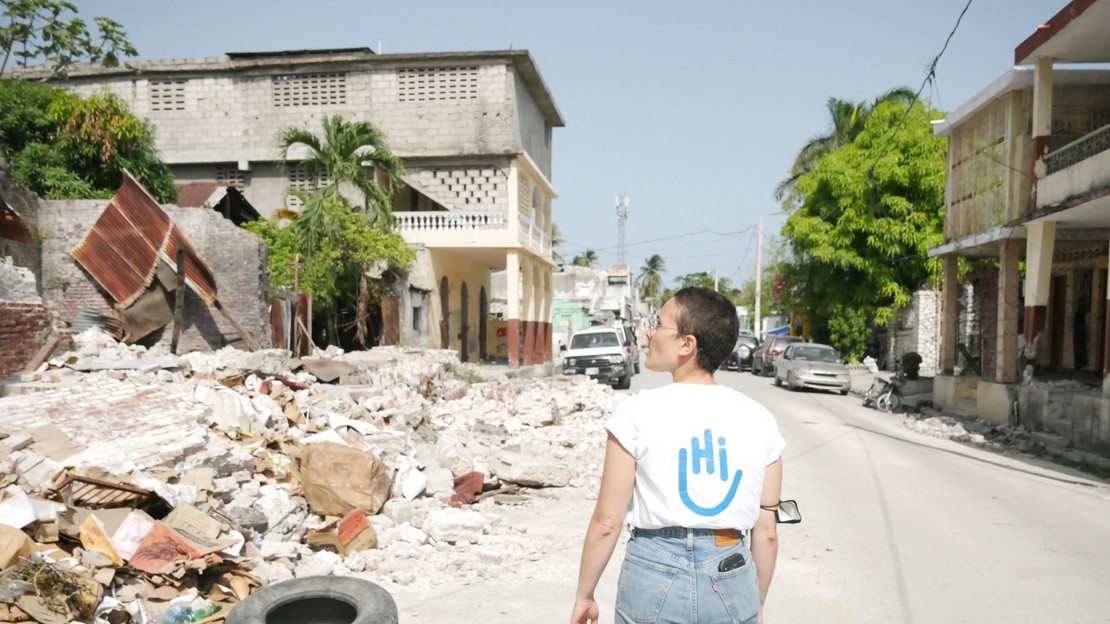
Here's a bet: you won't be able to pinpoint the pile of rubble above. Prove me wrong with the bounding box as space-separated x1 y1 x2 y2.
902 406 1110 474
0 329 622 623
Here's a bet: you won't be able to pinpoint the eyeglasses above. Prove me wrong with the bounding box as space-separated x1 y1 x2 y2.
646 316 680 335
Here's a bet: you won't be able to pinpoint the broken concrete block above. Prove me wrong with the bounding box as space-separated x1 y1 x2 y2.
226 506 270 534
425 508 488 544
489 449 572 488
381 499 414 526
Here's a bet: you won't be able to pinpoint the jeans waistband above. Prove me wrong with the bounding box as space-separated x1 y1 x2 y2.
632 526 741 540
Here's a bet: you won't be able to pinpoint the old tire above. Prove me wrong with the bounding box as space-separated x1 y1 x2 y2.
773 375 782 387
786 371 798 391
616 373 632 390
226 576 397 624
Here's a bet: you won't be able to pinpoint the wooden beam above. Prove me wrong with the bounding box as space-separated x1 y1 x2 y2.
170 248 186 354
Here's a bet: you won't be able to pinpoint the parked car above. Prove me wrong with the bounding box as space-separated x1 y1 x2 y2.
751 335 802 376
720 335 761 371
561 326 634 389
774 343 851 395
616 323 641 374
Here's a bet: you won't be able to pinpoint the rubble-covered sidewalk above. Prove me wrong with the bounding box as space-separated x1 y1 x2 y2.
0 330 622 623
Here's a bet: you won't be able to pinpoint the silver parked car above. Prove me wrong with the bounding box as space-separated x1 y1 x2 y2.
774 343 851 395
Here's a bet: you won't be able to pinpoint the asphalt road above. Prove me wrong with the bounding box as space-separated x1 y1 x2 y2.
393 363 1110 623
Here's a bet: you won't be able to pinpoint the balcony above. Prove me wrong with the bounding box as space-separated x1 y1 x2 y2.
1037 123 1110 210
393 209 551 258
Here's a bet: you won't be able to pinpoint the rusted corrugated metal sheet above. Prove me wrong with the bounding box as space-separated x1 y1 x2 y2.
71 173 218 308
163 226 217 304
175 182 226 208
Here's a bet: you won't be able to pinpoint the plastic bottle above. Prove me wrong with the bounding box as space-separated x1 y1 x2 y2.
185 604 222 622
153 606 192 624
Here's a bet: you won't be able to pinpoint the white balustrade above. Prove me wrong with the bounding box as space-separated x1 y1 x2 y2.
393 210 506 232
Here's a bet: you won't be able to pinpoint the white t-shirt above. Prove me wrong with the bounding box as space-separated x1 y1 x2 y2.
606 384 785 531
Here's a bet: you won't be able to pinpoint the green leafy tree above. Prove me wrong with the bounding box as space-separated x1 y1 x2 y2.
775 87 917 207
672 271 743 304
276 115 407 345
637 254 666 311
244 193 414 348
0 0 137 78
0 81 176 202
781 98 946 360
277 114 403 226
571 249 597 268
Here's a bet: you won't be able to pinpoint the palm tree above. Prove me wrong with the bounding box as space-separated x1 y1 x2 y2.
277 114 404 226
775 87 917 206
638 254 666 311
550 223 567 264
276 115 405 347
572 250 598 268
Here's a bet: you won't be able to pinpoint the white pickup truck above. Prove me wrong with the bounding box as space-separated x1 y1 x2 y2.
560 326 633 389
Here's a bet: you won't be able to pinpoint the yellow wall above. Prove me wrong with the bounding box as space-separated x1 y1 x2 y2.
429 251 493 360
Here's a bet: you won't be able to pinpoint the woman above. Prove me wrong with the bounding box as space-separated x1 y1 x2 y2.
571 287 785 624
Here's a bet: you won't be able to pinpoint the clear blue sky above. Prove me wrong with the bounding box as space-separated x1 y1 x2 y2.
78 0 1064 287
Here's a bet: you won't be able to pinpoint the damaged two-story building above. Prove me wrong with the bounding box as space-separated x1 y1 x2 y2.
36 47 564 370
929 0 1110 454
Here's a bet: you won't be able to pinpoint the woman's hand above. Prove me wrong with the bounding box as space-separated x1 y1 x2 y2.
571 598 599 623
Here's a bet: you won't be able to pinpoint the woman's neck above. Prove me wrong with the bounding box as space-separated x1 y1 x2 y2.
671 361 715 385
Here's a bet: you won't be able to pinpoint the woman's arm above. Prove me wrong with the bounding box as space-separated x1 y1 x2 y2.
571 433 636 624
751 458 782 612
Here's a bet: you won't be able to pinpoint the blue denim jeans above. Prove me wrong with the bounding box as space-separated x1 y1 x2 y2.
615 527 759 624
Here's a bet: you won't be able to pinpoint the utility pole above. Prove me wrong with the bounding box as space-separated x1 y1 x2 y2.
615 196 630 265
713 269 719 292
754 218 763 340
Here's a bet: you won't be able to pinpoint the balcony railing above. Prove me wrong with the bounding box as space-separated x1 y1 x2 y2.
394 210 505 232
393 209 553 258
1044 123 1110 175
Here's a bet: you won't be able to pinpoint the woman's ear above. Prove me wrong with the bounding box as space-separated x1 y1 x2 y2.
678 334 697 357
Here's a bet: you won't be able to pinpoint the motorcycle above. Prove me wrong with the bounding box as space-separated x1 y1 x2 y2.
862 368 905 412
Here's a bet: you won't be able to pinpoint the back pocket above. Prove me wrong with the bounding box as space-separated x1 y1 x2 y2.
615 554 680 623
709 562 759 624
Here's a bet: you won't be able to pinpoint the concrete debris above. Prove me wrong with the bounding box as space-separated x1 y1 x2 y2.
0 331 623 620
903 407 1110 473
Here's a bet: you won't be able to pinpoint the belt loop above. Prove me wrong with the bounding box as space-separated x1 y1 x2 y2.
686 528 693 551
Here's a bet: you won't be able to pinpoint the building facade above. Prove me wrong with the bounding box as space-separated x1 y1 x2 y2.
929 0 1110 453
34 48 563 368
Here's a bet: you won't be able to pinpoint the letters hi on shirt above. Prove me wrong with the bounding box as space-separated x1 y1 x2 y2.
678 429 744 525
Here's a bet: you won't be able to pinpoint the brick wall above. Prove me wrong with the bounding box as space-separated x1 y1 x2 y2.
0 301 50 377
35 200 271 353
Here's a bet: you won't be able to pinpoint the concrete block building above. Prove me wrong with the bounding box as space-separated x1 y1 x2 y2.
929 0 1110 454
36 47 563 369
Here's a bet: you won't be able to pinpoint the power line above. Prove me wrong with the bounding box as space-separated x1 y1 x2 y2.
562 224 757 255
867 0 974 177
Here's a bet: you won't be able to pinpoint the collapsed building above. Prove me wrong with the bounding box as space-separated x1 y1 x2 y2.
0 329 620 622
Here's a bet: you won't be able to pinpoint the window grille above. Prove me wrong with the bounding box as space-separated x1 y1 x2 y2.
215 164 245 185
150 80 187 111
285 164 330 209
397 67 479 102
271 73 348 107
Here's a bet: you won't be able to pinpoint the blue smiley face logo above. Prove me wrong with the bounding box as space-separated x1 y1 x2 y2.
678 428 744 516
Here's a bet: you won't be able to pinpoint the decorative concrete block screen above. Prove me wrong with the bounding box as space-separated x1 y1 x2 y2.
404 168 506 211
397 67 479 102
216 164 245 185
518 176 532 214
149 80 187 112
271 73 348 107
284 164 330 209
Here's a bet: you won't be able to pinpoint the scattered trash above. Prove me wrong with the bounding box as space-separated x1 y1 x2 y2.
1 334 625 621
